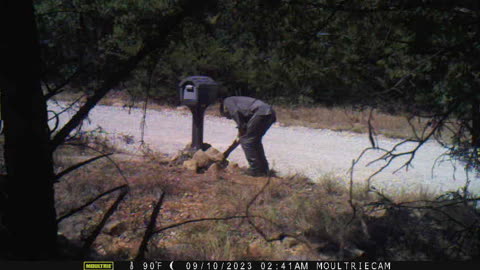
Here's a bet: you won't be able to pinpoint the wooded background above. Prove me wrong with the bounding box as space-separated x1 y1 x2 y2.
0 0 479 259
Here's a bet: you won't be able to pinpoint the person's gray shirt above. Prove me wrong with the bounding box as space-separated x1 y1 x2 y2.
223 96 274 130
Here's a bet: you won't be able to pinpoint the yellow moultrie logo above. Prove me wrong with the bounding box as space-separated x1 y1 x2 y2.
83 261 114 270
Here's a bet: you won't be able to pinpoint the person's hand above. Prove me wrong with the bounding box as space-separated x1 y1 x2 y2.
238 127 246 137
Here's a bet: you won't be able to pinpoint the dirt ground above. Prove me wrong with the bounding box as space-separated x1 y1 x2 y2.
53 143 480 261
54 147 324 260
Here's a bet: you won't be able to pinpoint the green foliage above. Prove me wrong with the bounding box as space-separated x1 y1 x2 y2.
35 0 181 93
35 0 480 162
35 0 480 105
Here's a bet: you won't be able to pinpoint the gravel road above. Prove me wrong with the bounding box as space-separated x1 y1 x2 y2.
49 102 480 196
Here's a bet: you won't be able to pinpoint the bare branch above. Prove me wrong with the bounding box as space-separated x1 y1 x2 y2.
394 197 480 209
243 174 314 248
136 191 165 260
406 117 421 140
50 1 208 150
367 108 377 148
346 159 357 227
50 46 152 150
151 214 311 250
153 216 250 235
82 187 128 255
150 174 312 250
363 103 459 184
57 184 128 224
48 94 87 136
44 66 86 100
245 176 274 241
50 94 86 117
375 74 412 96
47 110 60 134
431 152 457 180
53 153 113 182
139 61 158 144
367 189 479 229
64 143 130 185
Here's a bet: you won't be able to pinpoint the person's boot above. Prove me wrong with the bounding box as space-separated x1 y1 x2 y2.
245 168 268 177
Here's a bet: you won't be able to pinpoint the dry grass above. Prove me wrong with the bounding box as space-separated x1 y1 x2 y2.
53 143 480 261
54 90 429 139
205 103 427 139
273 105 431 139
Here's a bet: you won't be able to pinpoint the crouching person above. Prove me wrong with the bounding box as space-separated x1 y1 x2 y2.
220 96 276 177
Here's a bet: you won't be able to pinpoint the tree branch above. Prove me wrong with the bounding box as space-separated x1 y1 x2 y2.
135 191 165 261
362 102 459 185
149 174 312 250
44 65 86 100
243 174 313 248
82 187 128 255
57 184 128 224
50 45 153 150
53 153 113 182
50 0 214 150
64 143 130 185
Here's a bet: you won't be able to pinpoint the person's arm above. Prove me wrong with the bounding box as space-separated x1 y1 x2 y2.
222 136 240 160
229 111 247 133
224 99 247 135
237 124 246 137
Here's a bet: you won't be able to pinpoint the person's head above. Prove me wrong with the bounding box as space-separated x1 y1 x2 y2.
219 98 231 119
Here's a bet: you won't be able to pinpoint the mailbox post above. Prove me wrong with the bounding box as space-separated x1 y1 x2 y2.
179 76 218 150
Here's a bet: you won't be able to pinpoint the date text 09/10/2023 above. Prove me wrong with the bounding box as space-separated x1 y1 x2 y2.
176 261 391 270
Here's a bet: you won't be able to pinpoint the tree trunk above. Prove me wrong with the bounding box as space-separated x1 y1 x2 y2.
473 97 480 148
0 0 57 259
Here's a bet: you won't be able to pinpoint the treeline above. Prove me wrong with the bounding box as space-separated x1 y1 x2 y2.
36 0 479 152
36 0 479 110
0 0 477 259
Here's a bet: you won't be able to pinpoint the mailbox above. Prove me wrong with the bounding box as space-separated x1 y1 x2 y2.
179 76 218 106
179 76 219 150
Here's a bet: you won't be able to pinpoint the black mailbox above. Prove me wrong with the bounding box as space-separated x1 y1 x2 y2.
179 76 219 150
179 76 218 106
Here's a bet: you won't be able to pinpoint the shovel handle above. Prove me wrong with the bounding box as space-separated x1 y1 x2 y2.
222 138 240 160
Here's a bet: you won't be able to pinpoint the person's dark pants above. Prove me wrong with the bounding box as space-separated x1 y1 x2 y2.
239 112 276 175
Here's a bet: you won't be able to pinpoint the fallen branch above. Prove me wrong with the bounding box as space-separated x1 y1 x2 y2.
57 184 128 224
82 187 129 255
245 176 273 240
346 159 357 227
145 173 312 252
64 143 129 185
54 153 113 182
244 174 314 249
366 187 480 230
135 191 165 261
153 215 250 235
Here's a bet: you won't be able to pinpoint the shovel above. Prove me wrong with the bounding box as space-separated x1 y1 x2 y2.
220 137 240 167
